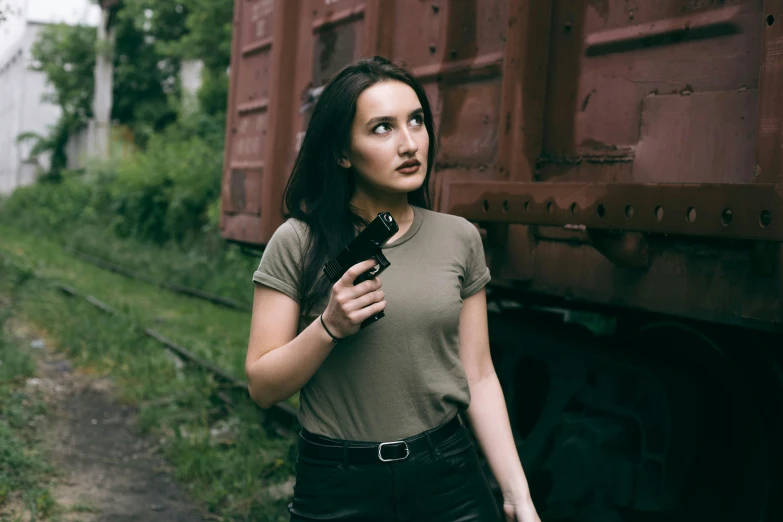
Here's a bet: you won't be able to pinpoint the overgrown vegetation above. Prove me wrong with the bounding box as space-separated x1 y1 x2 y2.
0 1 297 519
0 139 255 307
22 0 234 172
3 0 249 305
0 226 254 378
0 251 293 521
0 265 59 520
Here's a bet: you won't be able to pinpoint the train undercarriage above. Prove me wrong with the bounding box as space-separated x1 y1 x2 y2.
482 290 783 522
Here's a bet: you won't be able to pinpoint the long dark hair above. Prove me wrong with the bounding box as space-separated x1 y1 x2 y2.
282 56 436 318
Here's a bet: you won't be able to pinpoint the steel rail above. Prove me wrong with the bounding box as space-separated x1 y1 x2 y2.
0 249 298 424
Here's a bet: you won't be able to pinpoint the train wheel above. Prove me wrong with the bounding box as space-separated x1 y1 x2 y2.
619 322 783 522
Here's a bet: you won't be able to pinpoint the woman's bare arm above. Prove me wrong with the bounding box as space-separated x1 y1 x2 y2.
245 258 385 408
245 285 333 408
459 289 540 521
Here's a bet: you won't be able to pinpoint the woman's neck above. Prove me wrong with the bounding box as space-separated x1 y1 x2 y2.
350 193 413 226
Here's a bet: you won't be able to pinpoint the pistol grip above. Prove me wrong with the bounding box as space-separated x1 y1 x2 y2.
360 310 385 329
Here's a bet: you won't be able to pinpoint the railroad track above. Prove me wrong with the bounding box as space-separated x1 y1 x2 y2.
65 248 252 312
0 249 298 430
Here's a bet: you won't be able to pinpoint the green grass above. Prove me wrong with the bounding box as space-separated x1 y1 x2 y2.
0 234 297 521
64 223 260 308
0 270 59 521
0 224 299 410
0 224 251 379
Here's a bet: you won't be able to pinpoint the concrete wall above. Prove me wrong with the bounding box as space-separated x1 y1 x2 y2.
65 126 91 171
0 45 27 194
0 21 203 195
0 22 65 194
180 59 203 96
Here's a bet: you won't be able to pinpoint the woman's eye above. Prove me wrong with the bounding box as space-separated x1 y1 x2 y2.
373 123 391 134
410 115 423 126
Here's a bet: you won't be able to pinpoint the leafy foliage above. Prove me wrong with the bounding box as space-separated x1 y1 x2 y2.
0 2 291 518
107 0 234 136
0 269 58 518
196 65 230 120
159 0 234 73
0 251 291 521
1 117 223 245
28 23 97 177
14 0 236 243
0 174 94 231
26 0 233 162
109 130 222 243
15 116 81 180
30 23 97 123
109 0 189 146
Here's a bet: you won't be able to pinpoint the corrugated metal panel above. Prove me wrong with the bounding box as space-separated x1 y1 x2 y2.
221 0 275 244
221 0 782 328
222 0 510 244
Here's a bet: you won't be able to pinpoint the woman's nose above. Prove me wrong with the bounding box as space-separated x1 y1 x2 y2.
399 129 419 155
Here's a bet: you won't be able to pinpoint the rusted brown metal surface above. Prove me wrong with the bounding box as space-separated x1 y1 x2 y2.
220 0 272 245
222 0 510 244
753 0 783 327
221 0 782 329
756 0 783 183
446 182 783 242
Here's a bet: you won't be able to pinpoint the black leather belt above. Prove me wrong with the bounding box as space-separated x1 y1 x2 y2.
298 415 463 464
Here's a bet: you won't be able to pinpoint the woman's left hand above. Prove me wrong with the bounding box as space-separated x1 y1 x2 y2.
502 491 541 522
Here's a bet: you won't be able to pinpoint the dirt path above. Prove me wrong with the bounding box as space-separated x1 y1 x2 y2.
12 320 208 522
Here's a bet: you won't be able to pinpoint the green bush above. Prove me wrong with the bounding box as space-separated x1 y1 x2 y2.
0 110 225 247
107 111 223 244
0 174 94 232
109 151 216 242
0 110 259 305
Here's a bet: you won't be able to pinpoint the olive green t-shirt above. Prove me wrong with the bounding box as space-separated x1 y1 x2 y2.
252 205 491 441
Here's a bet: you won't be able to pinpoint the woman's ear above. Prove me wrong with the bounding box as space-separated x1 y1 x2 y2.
337 157 351 169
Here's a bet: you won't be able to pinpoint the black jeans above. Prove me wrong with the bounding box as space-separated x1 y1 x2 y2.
288 421 502 521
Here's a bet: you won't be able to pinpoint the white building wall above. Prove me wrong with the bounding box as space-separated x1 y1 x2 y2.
65 126 90 171
0 46 27 194
0 22 64 194
0 5 197 194
180 59 203 96
19 23 61 167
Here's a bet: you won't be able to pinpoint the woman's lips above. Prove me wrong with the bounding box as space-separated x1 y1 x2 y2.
397 160 420 174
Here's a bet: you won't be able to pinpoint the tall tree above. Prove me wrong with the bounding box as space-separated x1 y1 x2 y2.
26 0 236 171
158 0 234 118
108 0 189 145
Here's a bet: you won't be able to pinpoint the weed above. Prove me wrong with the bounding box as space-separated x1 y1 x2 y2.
0 268 59 520
0 246 295 521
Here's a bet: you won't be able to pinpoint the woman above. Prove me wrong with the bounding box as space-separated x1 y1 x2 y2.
246 56 540 522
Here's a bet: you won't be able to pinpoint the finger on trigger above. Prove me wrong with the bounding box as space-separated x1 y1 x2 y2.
354 258 376 276
340 259 371 285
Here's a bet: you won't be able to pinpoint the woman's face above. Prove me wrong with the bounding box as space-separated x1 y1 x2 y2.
342 80 429 197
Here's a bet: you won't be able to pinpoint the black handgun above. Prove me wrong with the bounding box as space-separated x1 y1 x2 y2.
323 212 399 329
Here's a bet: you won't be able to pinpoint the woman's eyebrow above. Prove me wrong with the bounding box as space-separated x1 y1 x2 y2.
365 108 424 127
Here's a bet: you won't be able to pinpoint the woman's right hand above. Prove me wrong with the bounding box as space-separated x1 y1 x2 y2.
321 259 386 339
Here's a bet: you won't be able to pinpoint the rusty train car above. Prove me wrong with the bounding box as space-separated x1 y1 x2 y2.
219 1 783 520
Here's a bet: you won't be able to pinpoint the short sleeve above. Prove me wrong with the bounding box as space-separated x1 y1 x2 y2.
460 221 491 299
252 220 304 302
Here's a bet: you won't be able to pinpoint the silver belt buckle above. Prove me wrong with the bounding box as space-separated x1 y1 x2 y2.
377 440 409 462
